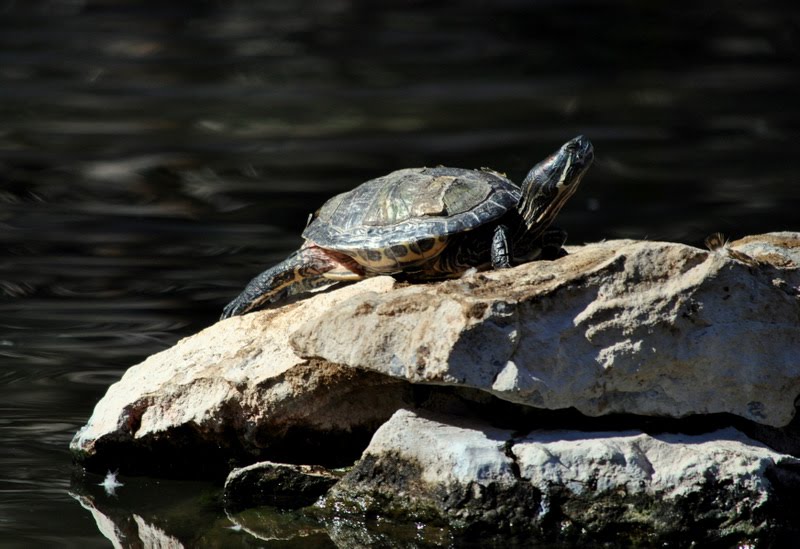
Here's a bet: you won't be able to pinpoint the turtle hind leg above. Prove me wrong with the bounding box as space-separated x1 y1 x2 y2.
220 246 363 319
249 276 342 312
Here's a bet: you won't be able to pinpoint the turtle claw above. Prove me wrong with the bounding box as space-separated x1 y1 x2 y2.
220 297 247 320
221 286 266 319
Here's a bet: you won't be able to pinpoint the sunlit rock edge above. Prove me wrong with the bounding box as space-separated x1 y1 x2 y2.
70 232 800 544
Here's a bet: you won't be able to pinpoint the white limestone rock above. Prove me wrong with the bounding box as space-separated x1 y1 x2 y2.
730 231 800 267
294 234 800 427
322 408 800 544
71 234 800 477
70 277 410 474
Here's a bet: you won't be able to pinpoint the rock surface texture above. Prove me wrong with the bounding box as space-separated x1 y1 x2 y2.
71 233 800 544
293 235 800 427
322 408 800 545
71 277 411 474
224 461 340 511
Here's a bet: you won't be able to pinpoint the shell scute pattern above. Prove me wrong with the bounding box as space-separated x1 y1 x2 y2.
303 167 520 258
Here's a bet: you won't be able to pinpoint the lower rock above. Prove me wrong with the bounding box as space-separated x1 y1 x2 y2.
321 409 800 546
224 461 340 511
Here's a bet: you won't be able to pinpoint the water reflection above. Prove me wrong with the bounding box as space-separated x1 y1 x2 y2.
69 472 338 547
1 0 799 545
69 472 453 548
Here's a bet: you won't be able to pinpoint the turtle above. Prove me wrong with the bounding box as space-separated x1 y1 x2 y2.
221 135 593 318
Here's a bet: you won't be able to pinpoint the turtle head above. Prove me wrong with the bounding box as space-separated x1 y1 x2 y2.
516 135 594 234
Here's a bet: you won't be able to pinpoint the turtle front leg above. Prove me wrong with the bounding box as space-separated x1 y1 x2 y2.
510 227 569 263
491 224 512 268
540 227 568 259
220 245 364 319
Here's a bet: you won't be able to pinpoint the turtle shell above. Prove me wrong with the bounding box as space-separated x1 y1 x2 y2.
302 167 521 272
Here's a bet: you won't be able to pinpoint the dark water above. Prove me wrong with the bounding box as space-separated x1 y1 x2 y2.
1 0 798 546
